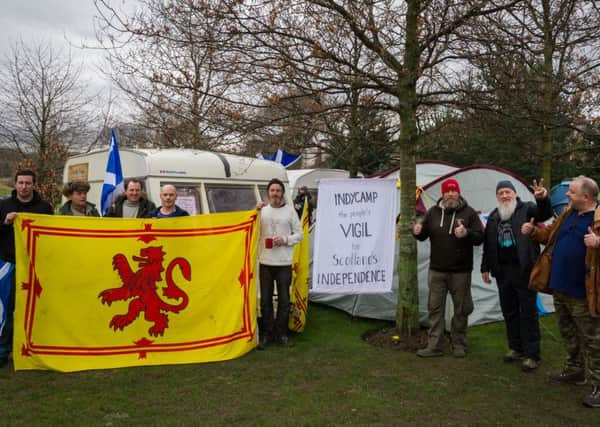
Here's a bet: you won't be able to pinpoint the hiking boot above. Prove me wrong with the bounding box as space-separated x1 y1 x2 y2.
583 386 600 408
521 358 539 372
277 335 294 348
503 349 524 363
416 348 444 358
549 369 586 385
452 347 466 358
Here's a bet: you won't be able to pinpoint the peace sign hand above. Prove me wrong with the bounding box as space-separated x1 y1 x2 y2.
532 178 548 200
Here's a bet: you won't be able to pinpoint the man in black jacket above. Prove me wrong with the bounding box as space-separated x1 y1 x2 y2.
0 170 53 367
481 179 552 372
413 178 483 358
105 178 156 218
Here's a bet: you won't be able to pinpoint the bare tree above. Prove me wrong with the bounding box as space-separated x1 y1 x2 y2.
94 0 248 149
0 40 108 201
453 0 600 184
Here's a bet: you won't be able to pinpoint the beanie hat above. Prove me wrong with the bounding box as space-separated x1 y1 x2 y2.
496 180 516 194
441 178 460 194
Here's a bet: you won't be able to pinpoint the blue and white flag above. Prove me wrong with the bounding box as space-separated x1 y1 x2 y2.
100 129 124 216
256 148 301 168
0 261 15 336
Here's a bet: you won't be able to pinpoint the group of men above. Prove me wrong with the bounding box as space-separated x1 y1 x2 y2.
58 178 188 218
414 175 600 408
3 167 599 407
0 171 304 367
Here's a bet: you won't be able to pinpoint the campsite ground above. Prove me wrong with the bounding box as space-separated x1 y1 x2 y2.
1 304 599 426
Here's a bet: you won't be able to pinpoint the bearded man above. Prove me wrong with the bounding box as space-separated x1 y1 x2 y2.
413 178 484 358
481 179 552 371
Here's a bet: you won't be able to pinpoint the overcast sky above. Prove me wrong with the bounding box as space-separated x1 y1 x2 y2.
0 1 116 90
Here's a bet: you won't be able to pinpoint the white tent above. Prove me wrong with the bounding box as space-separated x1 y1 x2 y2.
309 163 554 326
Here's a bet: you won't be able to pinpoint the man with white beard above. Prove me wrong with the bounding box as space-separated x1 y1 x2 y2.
481 179 552 371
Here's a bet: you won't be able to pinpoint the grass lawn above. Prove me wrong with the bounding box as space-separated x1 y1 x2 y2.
1 304 599 426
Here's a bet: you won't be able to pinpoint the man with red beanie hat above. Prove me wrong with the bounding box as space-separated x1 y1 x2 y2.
412 178 483 358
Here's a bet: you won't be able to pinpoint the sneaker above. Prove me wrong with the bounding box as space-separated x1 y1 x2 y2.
278 335 294 348
416 348 444 358
453 347 466 358
503 349 525 363
549 369 586 385
583 386 600 408
521 358 539 372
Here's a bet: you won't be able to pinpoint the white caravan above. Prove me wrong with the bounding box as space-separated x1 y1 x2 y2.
63 148 289 214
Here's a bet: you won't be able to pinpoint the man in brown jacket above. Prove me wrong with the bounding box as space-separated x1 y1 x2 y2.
522 176 600 408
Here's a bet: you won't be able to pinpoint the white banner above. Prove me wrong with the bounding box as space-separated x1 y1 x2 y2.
312 179 397 294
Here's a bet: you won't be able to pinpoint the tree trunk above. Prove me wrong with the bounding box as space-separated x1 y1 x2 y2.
395 0 420 334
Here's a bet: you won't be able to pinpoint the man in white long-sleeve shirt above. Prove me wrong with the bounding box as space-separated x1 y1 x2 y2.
256 178 303 349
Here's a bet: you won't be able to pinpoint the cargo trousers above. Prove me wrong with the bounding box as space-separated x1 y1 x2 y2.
554 291 600 386
425 270 474 352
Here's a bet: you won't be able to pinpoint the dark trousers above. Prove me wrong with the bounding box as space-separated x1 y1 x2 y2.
496 264 540 360
259 264 292 339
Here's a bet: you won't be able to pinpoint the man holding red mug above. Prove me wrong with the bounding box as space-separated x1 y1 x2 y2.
255 178 303 349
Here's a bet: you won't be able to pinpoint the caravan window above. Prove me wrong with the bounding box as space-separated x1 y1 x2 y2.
162 184 202 215
258 186 268 203
205 184 257 213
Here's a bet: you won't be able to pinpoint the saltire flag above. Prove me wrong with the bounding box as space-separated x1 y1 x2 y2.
289 199 310 332
256 148 301 168
100 129 124 216
0 261 15 336
13 211 258 372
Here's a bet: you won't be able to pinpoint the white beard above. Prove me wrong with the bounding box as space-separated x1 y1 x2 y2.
497 199 517 221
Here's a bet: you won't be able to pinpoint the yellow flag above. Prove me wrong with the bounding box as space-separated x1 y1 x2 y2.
289 200 310 332
13 211 258 372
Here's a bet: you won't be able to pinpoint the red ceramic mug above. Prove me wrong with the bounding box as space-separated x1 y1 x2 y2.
265 237 273 249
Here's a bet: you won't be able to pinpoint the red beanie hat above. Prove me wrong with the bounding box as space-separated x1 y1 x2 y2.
441 178 460 194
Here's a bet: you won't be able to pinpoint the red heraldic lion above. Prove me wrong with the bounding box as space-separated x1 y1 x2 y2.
99 246 191 337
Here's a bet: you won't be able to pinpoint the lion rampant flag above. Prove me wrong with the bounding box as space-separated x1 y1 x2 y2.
13 211 258 372
289 199 310 332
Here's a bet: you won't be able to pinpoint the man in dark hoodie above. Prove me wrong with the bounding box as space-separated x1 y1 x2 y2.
481 180 551 372
412 178 483 358
0 170 53 367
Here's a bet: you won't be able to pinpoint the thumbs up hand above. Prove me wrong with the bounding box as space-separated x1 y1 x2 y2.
521 217 535 235
454 219 467 238
584 226 600 248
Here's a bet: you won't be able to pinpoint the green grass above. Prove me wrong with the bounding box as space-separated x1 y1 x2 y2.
1 304 600 426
